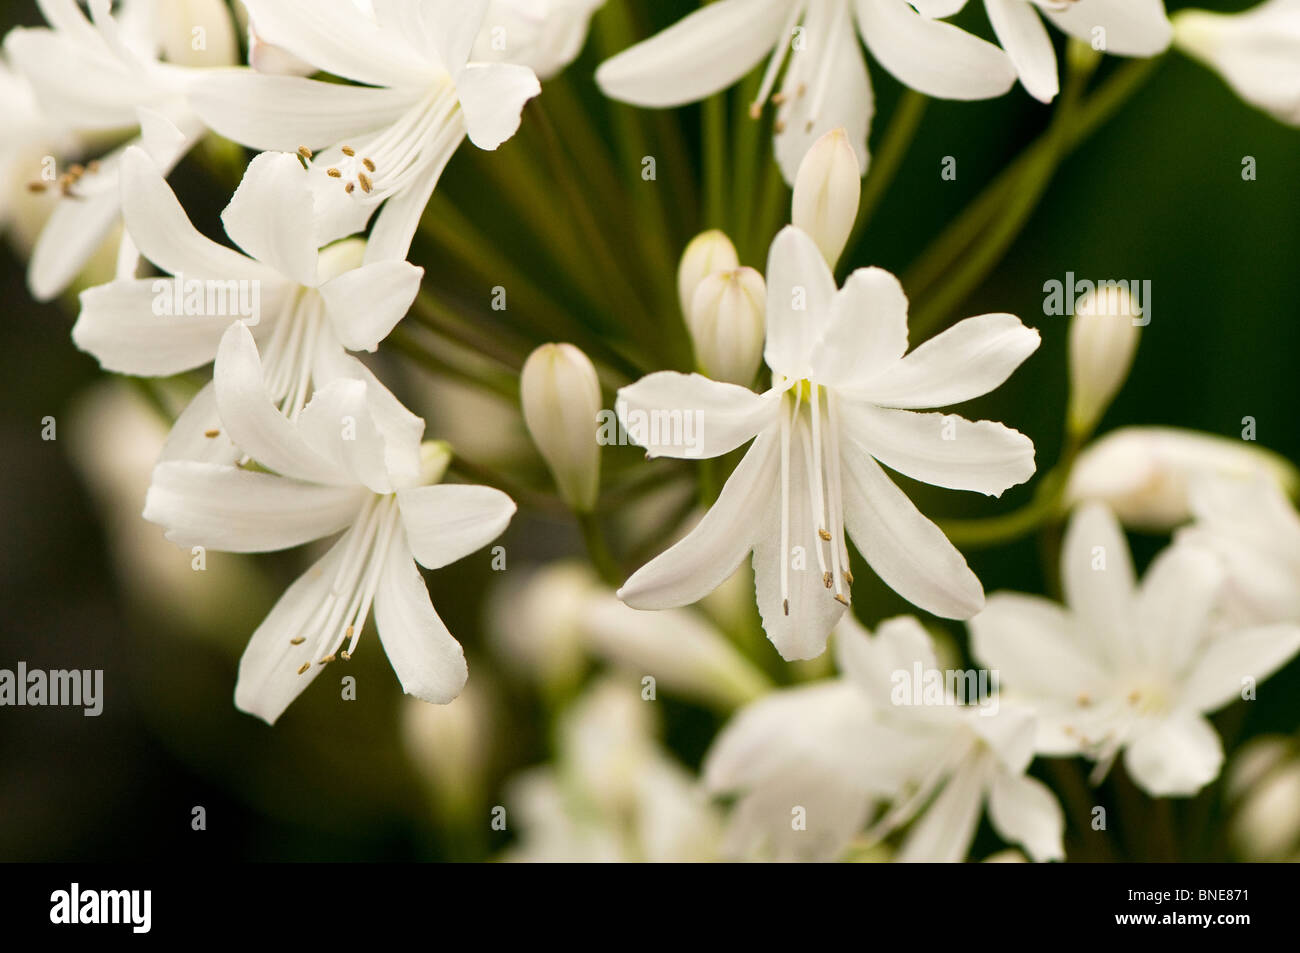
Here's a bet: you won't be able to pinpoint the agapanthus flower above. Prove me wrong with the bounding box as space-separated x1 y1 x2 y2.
3 0 235 298
616 224 1039 660
704 614 1065 862
73 148 423 463
971 502 1300 796
595 0 1018 182
144 328 516 723
189 0 542 263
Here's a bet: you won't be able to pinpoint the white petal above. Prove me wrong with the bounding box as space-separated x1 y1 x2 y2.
1060 502 1136 666
362 157 446 264
456 62 540 150
220 152 320 287
840 448 985 619
233 537 346 724
396 483 516 571
969 592 1110 701
413 0 488 74
242 0 432 87
295 378 396 494
1180 624 1300 715
144 461 364 552
987 770 1065 862
619 428 779 610
373 527 469 704
595 0 790 107
834 613 938 709
213 322 342 485
1042 0 1173 58
317 259 422 351
846 312 1040 409
1133 544 1223 677
73 279 233 376
118 147 273 282
986 0 1059 103
765 225 838 381
615 372 781 460
773 7 874 185
1123 713 1223 797
189 70 417 152
752 422 848 660
160 381 241 466
854 0 1017 100
840 403 1035 497
810 267 909 388
896 756 986 862
4 26 146 129
911 0 969 15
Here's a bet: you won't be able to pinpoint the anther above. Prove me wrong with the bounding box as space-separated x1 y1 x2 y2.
362 157 376 172
783 598 790 616
326 167 342 178
204 429 220 438
357 172 373 193
296 662 311 675
823 571 832 589
341 146 356 157
26 182 46 193
289 637 305 645
297 145 313 160
834 594 850 607
818 528 831 541
345 182 355 194
340 651 351 661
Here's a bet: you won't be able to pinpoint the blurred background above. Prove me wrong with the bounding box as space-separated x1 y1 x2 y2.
1 0 1297 861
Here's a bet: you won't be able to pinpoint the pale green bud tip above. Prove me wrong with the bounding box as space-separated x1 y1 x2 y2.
686 267 766 386
419 440 453 485
677 230 740 317
792 127 861 269
520 343 602 512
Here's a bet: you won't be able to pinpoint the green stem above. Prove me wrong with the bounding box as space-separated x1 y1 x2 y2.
905 55 1161 335
577 510 622 587
845 90 927 264
704 92 728 230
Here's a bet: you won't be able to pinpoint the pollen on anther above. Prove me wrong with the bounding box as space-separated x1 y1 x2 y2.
340 651 351 661
26 182 46 193
362 157 376 172
844 570 854 586
341 145 356 157
357 172 373 193
834 594 850 607
345 625 354 638
296 662 311 675
326 167 342 178
297 145 313 160
204 429 220 438
818 528 831 541
823 571 832 589
345 182 355 194
783 598 789 616
289 636 305 645
319 654 336 665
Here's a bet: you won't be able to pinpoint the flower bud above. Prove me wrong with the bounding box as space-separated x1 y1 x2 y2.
520 343 602 511
792 127 860 268
1174 4 1300 127
1067 284 1141 437
686 267 766 385
677 229 739 317
1065 426 1300 531
401 680 494 817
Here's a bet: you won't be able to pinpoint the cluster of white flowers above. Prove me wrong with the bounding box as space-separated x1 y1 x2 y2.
6 0 1300 863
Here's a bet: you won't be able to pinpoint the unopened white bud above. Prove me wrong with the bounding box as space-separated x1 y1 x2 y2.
520 343 602 511
792 127 861 268
686 267 766 385
677 230 739 317
419 440 452 486
1068 284 1141 437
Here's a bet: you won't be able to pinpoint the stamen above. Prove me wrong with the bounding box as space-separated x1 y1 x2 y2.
204 429 220 438
357 172 373 193
296 663 311 675
341 146 356 157
289 637 305 645
751 3 806 118
362 157 376 172
326 167 342 178
779 386 792 618
297 145 313 160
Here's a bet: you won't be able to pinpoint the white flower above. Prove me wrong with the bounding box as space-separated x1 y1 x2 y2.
1174 0 1300 126
678 229 741 318
520 343 603 512
3 0 235 298
596 0 1018 182
971 502 1300 797
143 344 516 723
73 148 424 463
975 0 1172 103
617 225 1039 661
1177 473 1300 627
473 0 605 80
502 678 723 862
704 614 1065 862
190 0 541 263
1065 426 1300 532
